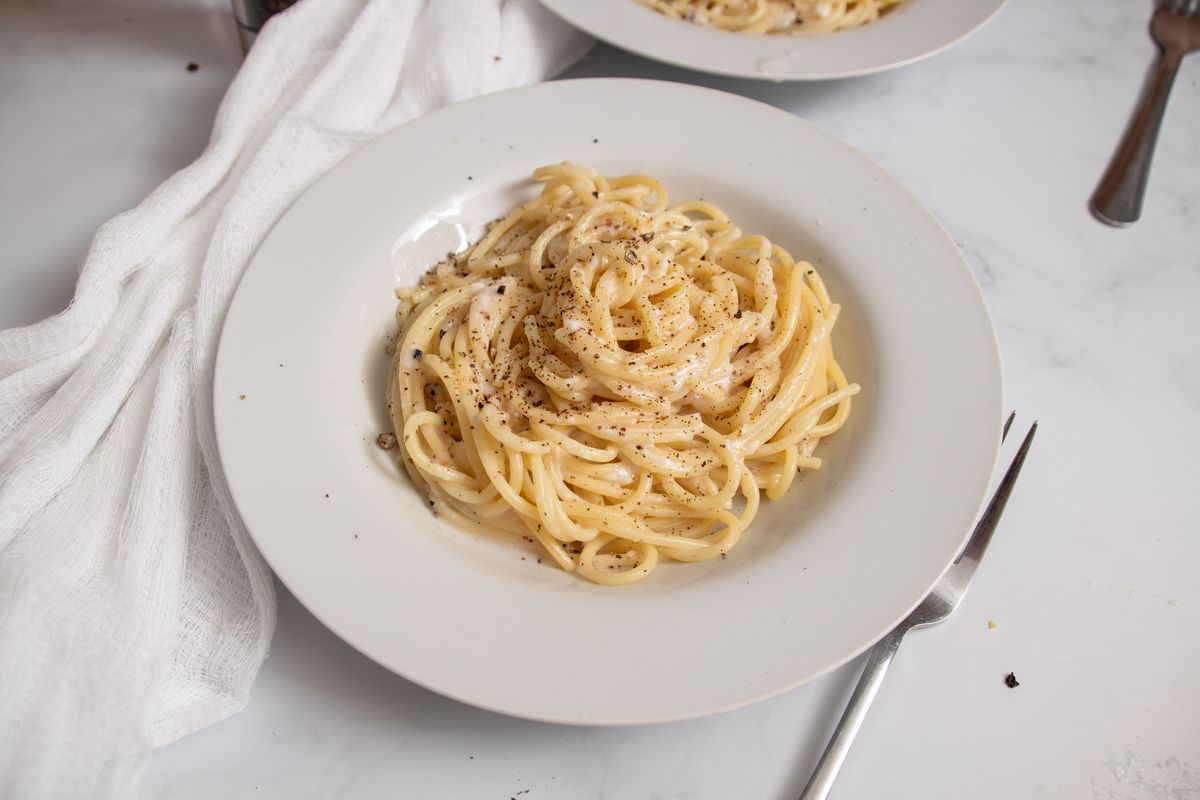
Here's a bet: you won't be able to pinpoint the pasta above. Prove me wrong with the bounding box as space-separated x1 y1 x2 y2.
387 163 858 585
635 0 904 34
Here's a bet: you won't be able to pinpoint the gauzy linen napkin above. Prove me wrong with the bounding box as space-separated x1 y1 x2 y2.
0 1 589 796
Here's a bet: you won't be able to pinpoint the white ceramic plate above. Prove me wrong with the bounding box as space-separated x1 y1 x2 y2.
539 0 1007 81
215 78 1002 725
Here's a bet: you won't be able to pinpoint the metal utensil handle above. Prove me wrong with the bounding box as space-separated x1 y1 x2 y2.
1091 48 1183 226
798 628 906 800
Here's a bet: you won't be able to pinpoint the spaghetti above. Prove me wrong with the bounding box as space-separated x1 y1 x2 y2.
636 0 903 34
388 163 858 585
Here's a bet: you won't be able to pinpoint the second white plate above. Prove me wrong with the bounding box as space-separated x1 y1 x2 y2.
539 0 1007 81
214 78 1002 725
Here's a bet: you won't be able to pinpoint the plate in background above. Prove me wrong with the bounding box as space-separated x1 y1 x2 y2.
539 0 1007 81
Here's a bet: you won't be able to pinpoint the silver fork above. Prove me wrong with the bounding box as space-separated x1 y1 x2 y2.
1091 0 1200 227
798 414 1038 800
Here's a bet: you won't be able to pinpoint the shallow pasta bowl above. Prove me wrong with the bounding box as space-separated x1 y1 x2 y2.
214 78 1002 725
538 0 1008 81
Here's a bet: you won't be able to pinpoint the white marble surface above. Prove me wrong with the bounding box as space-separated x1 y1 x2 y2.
2 1 1198 798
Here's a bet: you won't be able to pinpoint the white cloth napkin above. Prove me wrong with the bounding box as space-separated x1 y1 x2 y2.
0 2 588 796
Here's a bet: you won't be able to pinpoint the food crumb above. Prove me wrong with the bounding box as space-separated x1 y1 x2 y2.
1004 672 1020 688
186 62 199 72
987 620 997 630
239 394 246 400
377 432 397 450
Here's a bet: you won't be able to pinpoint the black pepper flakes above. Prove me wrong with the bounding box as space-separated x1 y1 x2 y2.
186 62 199 72
1004 672 1020 688
497 284 507 295
412 348 423 360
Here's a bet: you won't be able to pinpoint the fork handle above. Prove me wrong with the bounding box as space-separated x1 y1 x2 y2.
1091 47 1184 226
799 627 907 800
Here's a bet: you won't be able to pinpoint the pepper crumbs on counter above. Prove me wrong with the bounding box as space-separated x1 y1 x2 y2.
1004 672 1020 688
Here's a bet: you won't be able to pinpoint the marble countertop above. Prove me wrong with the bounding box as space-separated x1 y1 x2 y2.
2 1 1197 798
